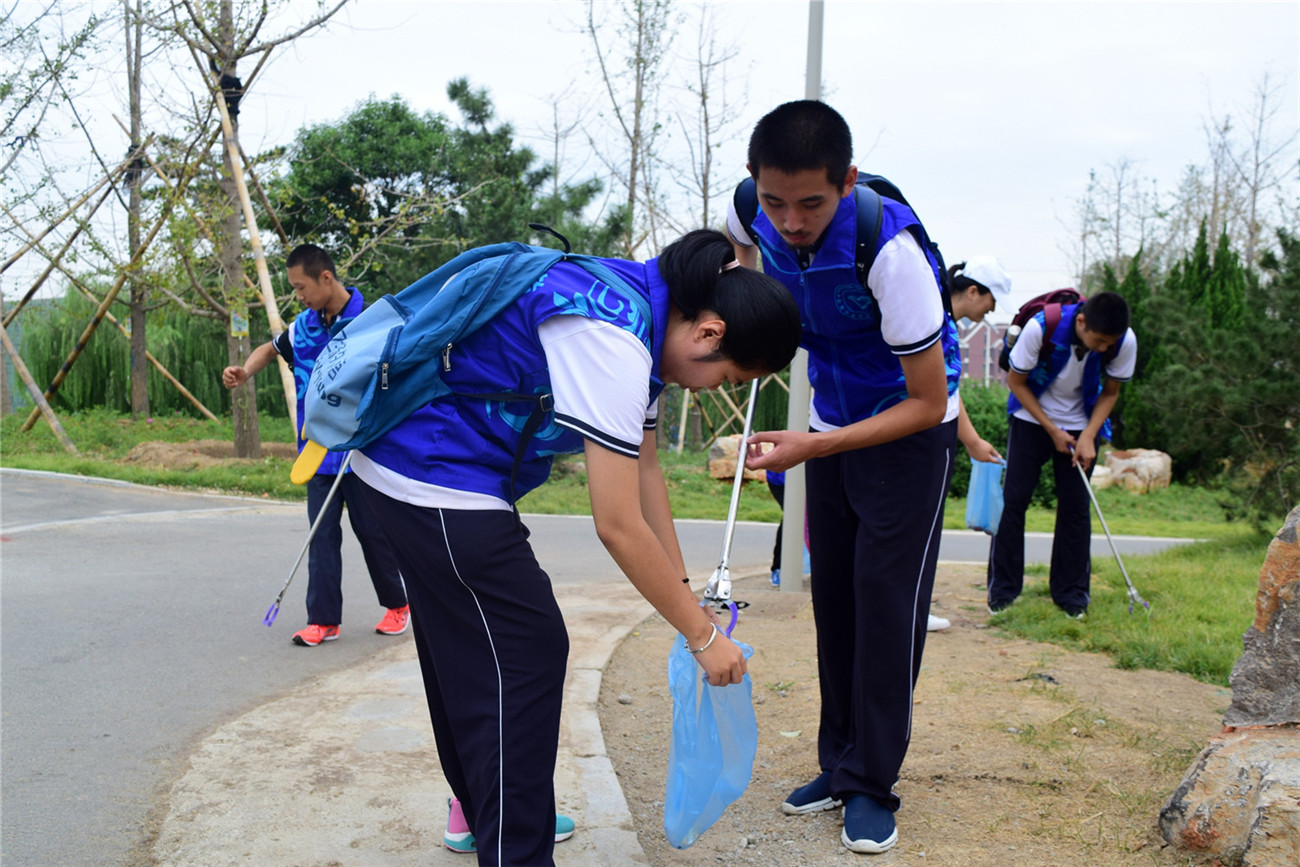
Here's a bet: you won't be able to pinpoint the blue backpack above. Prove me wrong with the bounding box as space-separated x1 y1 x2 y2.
297 239 650 493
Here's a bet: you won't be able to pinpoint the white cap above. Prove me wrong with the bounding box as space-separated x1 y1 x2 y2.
955 256 1012 304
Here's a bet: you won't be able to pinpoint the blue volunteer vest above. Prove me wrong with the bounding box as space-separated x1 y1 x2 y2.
1007 302 1122 440
360 258 668 503
291 287 366 476
749 193 961 426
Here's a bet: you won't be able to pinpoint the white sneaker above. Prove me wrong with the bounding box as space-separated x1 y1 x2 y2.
926 614 950 631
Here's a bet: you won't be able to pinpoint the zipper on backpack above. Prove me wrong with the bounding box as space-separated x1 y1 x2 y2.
381 362 389 390
442 343 453 372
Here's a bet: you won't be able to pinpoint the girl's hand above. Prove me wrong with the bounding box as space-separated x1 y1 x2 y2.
966 438 1003 464
695 629 747 686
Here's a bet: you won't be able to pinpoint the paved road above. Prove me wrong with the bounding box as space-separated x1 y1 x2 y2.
0 469 1195 865
0 470 776 866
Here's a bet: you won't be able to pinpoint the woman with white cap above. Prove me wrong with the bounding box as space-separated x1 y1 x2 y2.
947 255 1013 465
924 256 1012 632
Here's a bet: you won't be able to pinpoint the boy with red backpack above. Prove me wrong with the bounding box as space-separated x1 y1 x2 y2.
986 291 1137 618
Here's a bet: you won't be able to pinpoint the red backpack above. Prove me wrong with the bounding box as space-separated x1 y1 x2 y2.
997 288 1085 372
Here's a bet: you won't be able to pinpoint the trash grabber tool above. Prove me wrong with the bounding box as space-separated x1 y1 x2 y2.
702 380 760 636
264 450 353 626
1074 456 1150 615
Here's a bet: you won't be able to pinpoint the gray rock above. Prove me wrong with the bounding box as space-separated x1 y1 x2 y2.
1225 504 1300 728
1162 505 1300 866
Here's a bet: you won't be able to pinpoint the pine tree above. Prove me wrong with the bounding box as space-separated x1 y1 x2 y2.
1205 231 1246 330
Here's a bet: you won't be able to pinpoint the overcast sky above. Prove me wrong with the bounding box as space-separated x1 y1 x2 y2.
17 1 1300 319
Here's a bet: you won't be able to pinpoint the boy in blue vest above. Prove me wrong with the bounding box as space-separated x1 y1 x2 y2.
987 291 1136 618
728 100 959 855
222 244 408 646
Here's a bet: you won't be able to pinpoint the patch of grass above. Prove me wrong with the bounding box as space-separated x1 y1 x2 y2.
987 529 1265 686
2 407 296 456
6 411 1241 536
2 408 301 499
945 482 1237 540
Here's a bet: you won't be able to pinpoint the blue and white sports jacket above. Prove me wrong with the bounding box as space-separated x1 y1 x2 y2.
356 259 668 505
747 193 961 427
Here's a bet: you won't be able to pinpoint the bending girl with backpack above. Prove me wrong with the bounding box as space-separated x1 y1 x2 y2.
347 229 802 865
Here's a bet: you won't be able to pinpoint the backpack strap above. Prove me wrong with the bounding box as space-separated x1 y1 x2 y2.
851 183 883 294
733 177 759 244
1038 303 1066 367
456 389 553 506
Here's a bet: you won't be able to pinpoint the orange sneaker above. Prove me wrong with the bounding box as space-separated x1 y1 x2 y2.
292 624 339 646
375 605 410 635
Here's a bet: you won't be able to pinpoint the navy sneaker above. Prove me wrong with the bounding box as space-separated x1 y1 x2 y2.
841 794 898 854
781 771 841 815
987 599 1012 615
1061 605 1087 619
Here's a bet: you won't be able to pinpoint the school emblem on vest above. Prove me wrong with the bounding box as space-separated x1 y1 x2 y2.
834 281 876 322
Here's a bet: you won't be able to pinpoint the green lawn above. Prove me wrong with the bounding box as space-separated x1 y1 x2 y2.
3 409 1273 686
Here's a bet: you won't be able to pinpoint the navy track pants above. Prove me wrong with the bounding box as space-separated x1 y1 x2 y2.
304 472 406 626
987 416 1094 611
805 420 956 811
351 481 568 867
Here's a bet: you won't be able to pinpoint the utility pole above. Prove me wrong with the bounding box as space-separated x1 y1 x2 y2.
780 0 821 593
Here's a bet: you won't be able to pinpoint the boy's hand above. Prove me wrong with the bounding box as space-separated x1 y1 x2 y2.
1072 434 1097 469
744 431 815 473
1048 426 1076 455
221 366 249 389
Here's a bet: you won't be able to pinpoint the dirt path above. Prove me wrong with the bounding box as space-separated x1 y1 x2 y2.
598 564 1225 866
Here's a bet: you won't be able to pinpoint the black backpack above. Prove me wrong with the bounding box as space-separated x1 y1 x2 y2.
731 174 952 314
998 288 1117 372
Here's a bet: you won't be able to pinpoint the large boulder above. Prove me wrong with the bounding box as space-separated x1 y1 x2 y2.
1090 464 1115 490
1225 505 1300 728
1104 448 1172 494
1159 729 1300 866
1161 505 1300 865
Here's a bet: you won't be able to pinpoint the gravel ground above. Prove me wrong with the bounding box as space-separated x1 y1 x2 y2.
598 564 1227 866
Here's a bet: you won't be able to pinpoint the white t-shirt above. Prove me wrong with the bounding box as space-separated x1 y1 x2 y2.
352 315 654 511
1008 316 1137 429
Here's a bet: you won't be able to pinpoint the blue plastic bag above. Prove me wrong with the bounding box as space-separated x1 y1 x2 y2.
966 457 1006 535
663 636 757 848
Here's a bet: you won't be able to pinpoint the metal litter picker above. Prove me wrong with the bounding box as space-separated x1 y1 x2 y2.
1075 458 1150 615
263 447 352 626
702 380 761 636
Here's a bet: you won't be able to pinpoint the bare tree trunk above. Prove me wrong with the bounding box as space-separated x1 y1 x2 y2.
221 159 261 459
125 0 149 418
686 397 702 451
